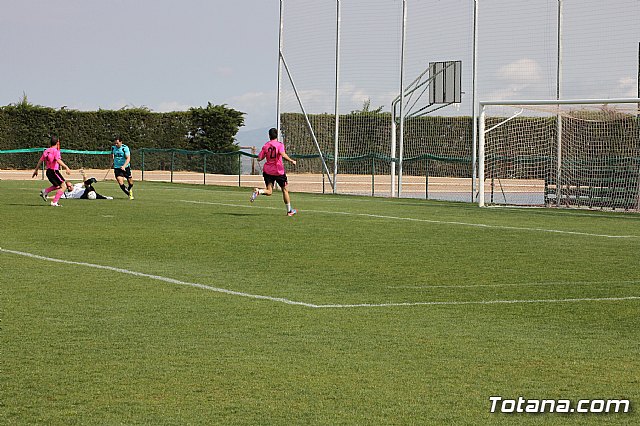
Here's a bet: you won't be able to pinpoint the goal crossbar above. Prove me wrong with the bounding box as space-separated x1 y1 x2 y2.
480 98 640 107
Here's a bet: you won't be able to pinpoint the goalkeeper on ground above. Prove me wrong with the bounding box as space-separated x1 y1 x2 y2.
63 170 113 200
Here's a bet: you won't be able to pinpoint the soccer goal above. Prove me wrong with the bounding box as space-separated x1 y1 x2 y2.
478 98 640 211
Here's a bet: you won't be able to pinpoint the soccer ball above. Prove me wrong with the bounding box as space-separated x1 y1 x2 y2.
87 191 97 200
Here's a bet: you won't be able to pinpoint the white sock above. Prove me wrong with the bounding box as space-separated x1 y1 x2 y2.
258 189 265 195
286 203 291 212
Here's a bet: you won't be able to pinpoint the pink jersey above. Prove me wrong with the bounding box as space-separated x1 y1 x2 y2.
41 147 61 170
258 140 286 176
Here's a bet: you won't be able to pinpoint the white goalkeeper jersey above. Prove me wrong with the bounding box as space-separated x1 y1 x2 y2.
63 183 86 199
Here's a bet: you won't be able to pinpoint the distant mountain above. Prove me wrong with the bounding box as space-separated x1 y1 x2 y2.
235 127 270 149
235 127 269 174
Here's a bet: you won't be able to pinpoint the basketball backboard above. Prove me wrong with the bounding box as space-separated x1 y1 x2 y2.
429 61 462 104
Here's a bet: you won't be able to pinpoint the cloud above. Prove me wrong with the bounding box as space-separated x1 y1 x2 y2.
482 58 548 101
618 76 637 97
231 91 274 113
281 82 396 114
109 99 130 110
485 86 523 101
277 86 333 114
339 83 385 110
215 66 234 78
498 58 542 84
230 91 277 130
155 101 192 112
232 90 272 104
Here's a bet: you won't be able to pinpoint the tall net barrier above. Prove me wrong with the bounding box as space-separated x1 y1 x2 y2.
478 0 640 101
336 0 400 188
479 100 640 211
401 0 474 200
559 0 640 100
280 0 474 199
278 0 338 189
279 0 640 201
476 0 558 102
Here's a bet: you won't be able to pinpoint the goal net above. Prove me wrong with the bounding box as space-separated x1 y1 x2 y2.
478 99 640 211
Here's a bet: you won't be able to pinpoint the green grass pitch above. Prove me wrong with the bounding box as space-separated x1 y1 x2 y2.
2 179 639 424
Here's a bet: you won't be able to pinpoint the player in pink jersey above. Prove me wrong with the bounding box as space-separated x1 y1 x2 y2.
250 128 298 216
31 135 73 207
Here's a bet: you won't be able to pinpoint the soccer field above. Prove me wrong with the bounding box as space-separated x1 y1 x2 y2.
2 180 639 424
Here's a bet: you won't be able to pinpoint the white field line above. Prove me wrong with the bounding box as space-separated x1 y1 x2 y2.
314 297 640 308
0 247 316 308
496 206 640 220
2 247 639 309
179 200 639 239
388 280 640 289
141 185 640 216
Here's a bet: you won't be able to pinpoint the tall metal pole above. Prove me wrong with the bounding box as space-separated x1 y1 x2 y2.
637 42 640 210
390 119 396 197
471 0 479 202
398 0 407 197
281 55 335 188
333 0 341 194
478 105 486 207
556 0 563 206
276 0 284 137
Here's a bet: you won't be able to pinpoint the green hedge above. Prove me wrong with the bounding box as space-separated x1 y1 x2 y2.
281 113 473 177
0 101 244 172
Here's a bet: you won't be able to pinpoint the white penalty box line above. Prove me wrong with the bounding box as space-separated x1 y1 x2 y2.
2 247 639 309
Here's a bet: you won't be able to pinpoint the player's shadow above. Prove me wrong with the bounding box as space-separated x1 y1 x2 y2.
213 212 256 218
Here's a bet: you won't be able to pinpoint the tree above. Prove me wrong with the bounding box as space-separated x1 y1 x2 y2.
188 102 245 152
350 99 385 115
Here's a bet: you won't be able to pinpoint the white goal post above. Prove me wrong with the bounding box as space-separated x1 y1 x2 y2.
478 98 640 211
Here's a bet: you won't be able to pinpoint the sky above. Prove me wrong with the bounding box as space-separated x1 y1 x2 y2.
277 0 639 120
1 1 639 137
0 0 280 131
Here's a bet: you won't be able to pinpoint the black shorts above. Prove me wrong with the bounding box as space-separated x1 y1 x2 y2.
80 186 94 199
114 166 132 179
46 169 65 187
263 172 288 189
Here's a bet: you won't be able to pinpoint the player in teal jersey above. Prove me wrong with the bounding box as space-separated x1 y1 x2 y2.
111 137 134 199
